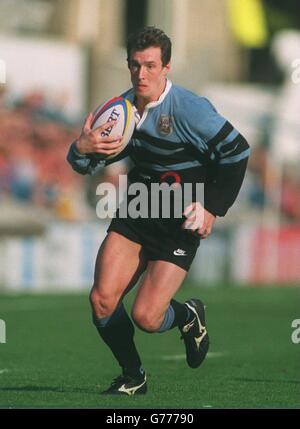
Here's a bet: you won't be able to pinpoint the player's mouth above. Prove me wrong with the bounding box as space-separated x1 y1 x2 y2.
136 84 148 90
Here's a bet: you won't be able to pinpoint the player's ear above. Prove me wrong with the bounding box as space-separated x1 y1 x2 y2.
163 62 171 75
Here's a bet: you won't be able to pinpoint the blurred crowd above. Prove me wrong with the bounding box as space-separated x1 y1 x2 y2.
247 145 300 222
0 87 85 220
0 86 300 223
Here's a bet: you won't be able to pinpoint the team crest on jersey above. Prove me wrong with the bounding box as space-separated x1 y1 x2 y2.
158 114 173 135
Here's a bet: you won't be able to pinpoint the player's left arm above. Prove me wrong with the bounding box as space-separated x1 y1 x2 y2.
203 123 250 218
182 202 216 239
182 97 250 238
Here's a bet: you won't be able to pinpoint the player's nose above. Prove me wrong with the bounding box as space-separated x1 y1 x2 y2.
138 65 146 79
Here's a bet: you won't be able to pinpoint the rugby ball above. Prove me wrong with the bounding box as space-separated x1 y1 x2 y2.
91 96 136 159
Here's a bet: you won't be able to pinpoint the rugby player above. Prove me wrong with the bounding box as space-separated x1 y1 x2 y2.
67 26 250 395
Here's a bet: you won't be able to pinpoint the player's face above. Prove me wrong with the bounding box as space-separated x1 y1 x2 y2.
128 46 170 103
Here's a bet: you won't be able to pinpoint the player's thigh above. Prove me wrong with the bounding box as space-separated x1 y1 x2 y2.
92 231 147 302
132 260 187 320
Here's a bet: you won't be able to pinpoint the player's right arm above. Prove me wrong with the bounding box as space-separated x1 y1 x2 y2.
76 113 123 156
67 112 124 175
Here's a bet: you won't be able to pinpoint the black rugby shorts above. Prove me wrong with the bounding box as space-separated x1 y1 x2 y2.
107 215 200 272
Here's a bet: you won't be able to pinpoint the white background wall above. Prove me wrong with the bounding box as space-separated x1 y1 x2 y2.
0 35 87 118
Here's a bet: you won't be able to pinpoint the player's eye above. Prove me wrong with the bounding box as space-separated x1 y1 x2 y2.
129 63 139 72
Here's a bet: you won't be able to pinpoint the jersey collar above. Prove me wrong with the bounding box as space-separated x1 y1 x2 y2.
132 79 172 128
126 79 172 109
141 79 172 110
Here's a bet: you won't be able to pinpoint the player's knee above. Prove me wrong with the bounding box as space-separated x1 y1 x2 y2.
89 288 116 319
131 308 160 333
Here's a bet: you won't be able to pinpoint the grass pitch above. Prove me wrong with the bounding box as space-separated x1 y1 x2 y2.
0 285 299 409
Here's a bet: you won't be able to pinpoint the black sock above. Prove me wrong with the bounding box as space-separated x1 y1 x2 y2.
169 299 191 329
93 305 142 376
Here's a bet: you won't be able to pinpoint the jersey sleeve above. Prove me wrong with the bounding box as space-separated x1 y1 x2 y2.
66 141 132 175
66 141 106 175
184 97 251 216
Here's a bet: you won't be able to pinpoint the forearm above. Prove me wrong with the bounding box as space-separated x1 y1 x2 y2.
204 157 249 217
66 141 105 175
66 112 129 175
66 140 132 175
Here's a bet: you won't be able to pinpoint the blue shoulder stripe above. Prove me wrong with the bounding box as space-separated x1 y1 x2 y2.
207 121 234 152
135 139 184 156
133 130 182 150
219 147 251 164
131 159 202 171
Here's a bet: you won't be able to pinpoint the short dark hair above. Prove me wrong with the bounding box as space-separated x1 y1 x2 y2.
126 26 172 67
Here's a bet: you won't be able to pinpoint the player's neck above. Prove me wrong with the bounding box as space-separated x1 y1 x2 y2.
135 79 167 116
135 98 149 116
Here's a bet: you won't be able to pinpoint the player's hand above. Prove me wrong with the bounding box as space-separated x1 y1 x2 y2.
182 202 216 239
75 112 124 156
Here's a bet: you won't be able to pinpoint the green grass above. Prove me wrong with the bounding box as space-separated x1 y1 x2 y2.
0 285 299 408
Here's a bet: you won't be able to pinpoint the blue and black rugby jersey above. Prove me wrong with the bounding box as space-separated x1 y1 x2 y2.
67 80 250 216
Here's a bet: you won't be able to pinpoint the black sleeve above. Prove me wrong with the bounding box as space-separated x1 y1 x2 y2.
66 141 132 175
204 157 249 216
